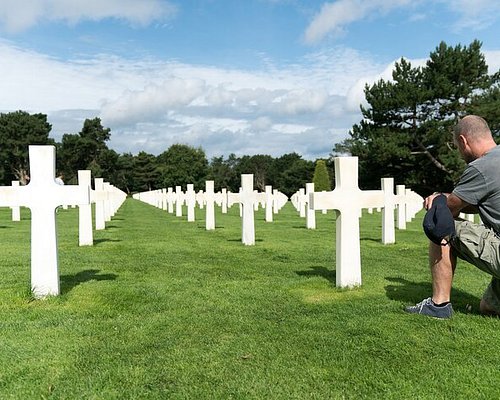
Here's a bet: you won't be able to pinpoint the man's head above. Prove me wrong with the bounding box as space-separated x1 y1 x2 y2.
453 115 495 163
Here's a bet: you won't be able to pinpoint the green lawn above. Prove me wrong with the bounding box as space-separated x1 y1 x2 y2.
0 199 497 399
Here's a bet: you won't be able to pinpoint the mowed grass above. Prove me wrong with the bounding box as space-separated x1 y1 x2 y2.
0 199 498 399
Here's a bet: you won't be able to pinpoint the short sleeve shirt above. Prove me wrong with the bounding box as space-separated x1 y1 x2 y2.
453 145 500 233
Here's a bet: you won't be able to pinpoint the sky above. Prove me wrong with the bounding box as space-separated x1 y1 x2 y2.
0 0 499 160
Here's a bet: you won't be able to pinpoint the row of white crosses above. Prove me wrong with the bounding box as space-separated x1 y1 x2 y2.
292 178 423 236
0 145 126 298
309 156 424 288
77 171 127 245
134 176 289 245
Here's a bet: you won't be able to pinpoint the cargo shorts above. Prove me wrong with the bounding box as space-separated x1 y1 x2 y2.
450 220 500 311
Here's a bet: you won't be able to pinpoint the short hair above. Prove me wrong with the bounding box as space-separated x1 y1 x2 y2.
453 115 491 142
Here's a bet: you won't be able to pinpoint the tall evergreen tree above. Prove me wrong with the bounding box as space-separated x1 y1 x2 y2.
312 159 331 191
335 40 495 194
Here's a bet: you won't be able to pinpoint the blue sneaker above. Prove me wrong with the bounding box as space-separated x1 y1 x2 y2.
405 297 453 319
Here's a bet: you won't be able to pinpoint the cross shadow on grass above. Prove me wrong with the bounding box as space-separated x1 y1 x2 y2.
385 276 482 315
296 266 336 285
360 236 380 243
60 269 118 294
93 238 121 245
227 238 264 243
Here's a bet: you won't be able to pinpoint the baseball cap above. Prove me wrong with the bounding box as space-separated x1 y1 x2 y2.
423 194 456 245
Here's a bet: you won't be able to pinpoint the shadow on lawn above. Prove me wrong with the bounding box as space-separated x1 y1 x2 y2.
227 238 264 243
60 269 118 294
93 238 121 245
296 266 336 285
385 276 482 315
360 236 381 243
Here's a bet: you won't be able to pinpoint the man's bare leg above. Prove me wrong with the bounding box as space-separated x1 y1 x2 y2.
429 241 456 304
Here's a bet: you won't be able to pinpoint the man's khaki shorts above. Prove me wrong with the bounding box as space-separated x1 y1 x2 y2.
451 220 500 311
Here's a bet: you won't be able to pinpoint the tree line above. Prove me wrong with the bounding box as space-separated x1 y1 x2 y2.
0 111 332 196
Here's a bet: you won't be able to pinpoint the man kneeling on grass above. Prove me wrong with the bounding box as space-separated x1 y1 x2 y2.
406 115 500 319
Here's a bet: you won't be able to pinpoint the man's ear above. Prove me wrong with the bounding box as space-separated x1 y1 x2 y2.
458 134 468 148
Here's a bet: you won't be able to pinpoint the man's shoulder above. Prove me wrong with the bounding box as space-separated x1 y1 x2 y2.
470 145 500 170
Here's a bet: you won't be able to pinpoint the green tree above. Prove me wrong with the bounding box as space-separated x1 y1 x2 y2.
469 71 500 136
312 159 331 191
272 153 314 196
208 155 239 191
335 40 496 194
58 117 112 183
0 110 53 185
237 154 274 191
134 151 160 192
114 153 137 194
157 144 208 190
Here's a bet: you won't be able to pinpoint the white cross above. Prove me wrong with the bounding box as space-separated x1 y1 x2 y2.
273 189 288 214
381 178 395 244
175 186 184 217
297 188 306 217
309 157 384 287
167 187 174 214
186 184 196 222
220 188 228 214
78 170 93 246
10 181 20 221
265 185 273 222
0 145 89 297
227 174 256 245
203 180 216 230
161 188 168 211
103 182 112 222
94 178 107 230
305 182 316 229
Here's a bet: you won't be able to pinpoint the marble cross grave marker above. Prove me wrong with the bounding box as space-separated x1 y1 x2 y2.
78 170 93 246
265 185 273 222
186 184 196 222
0 145 90 297
10 181 21 221
175 186 184 217
309 156 385 288
203 180 217 230
94 178 107 230
305 183 316 229
227 174 257 245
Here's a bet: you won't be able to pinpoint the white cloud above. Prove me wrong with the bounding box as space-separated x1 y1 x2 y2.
0 0 176 33
304 0 412 44
304 0 500 45
345 57 428 112
484 50 500 74
0 40 418 159
448 0 500 31
101 78 207 125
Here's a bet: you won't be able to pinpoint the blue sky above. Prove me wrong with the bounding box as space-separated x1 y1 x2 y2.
0 0 499 160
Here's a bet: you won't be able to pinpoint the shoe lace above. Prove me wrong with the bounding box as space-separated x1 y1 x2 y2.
414 297 433 312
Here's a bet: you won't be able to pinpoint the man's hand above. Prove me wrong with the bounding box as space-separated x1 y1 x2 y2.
424 192 473 218
424 192 444 210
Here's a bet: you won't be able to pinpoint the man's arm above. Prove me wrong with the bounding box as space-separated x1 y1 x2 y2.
424 192 475 218
447 193 475 218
